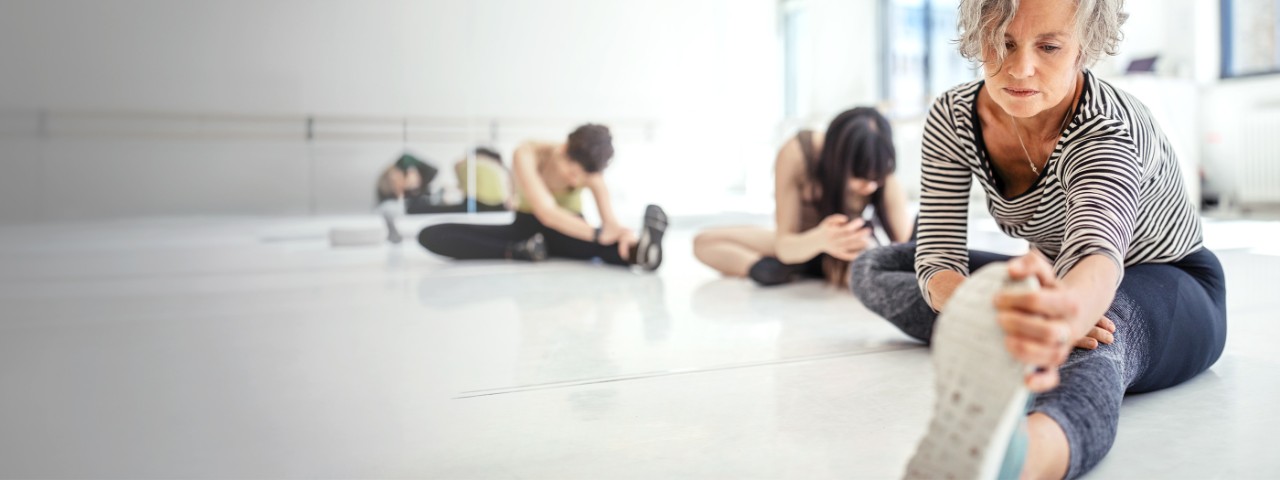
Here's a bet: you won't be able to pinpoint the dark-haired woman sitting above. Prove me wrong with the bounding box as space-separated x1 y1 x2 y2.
418 124 667 270
693 107 913 287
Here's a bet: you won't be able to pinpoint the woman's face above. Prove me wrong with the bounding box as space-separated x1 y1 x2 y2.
981 0 1082 118
848 177 880 197
557 154 588 188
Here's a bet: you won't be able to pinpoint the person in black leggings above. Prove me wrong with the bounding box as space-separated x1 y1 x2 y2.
418 124 667 270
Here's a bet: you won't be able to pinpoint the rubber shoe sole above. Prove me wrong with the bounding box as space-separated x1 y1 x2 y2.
635 204 667 271
524 233 548 262
904 262 1038 480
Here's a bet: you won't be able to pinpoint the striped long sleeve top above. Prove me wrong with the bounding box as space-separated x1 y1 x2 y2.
914 70 1203 306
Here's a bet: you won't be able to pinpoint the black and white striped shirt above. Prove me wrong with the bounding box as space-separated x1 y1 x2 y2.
915 70 1203 304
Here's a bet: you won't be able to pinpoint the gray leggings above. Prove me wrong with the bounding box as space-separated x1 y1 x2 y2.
850 243 1227 478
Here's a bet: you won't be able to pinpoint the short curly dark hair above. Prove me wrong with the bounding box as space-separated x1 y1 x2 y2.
565 124 614 173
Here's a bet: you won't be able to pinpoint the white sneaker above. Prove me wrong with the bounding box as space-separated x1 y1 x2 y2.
904 262 1038 480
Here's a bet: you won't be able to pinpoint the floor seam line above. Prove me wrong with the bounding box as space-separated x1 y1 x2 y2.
454 344 924 399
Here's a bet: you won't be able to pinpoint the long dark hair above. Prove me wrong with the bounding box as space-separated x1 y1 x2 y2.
810 107 897 284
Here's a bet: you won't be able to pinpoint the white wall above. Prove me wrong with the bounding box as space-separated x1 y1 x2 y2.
1105 0 1280 207
1201 75 1280 205
1086 1 1213 207
760 0 884 206
2 0 1269 224
0 0 782 224
1067 0 1217 84
805 0 882 119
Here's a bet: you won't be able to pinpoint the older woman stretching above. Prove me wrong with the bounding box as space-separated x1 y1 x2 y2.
850 0 1225 478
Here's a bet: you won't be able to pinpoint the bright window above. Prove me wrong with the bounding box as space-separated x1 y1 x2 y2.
881 0 975 116
781 0 812 120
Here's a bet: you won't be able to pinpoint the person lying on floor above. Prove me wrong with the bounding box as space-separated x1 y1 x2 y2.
692 107 913 288
418 124 667 270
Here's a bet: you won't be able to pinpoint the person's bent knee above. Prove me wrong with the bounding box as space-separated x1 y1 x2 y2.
849 246 890 296
692 230 735 272
858 243 906 270
692 231 715 258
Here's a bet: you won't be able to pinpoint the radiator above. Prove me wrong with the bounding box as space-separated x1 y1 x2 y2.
1237 109 1280 205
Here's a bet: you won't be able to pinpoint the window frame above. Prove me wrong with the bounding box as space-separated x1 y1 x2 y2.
1220 0 1280 79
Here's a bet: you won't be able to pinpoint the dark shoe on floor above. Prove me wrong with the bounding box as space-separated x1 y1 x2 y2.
634 204 668 271
508 233 548 262
748 256 802 286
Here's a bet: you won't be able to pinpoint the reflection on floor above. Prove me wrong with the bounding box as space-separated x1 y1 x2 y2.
0 213 1276 478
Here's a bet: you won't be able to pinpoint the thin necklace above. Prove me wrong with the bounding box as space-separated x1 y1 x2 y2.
1010 88 1077 175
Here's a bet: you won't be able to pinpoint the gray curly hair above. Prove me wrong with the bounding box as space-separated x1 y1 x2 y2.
956 0 1128 69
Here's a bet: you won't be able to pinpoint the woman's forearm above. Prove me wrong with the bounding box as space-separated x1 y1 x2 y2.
586 175 622 228
926 270 967 311
1060 254 1120 337
536 208 596 242
775 228 824 264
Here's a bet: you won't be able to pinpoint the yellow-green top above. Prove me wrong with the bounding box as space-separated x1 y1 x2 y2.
516 187 583 214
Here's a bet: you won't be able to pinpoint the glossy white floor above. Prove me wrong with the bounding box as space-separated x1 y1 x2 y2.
1 212 1277 478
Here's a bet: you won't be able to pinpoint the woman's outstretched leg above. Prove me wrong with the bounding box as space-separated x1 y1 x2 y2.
418 219 540 260
692 226 776 277
849 243 938 342
1023 249 1227 479
850 243 1013 342
534 205 667 270
538 221 630 265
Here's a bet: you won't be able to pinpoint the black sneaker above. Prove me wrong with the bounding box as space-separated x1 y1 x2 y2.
748 256 802 286
634 204 667 271
509 233 548 262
